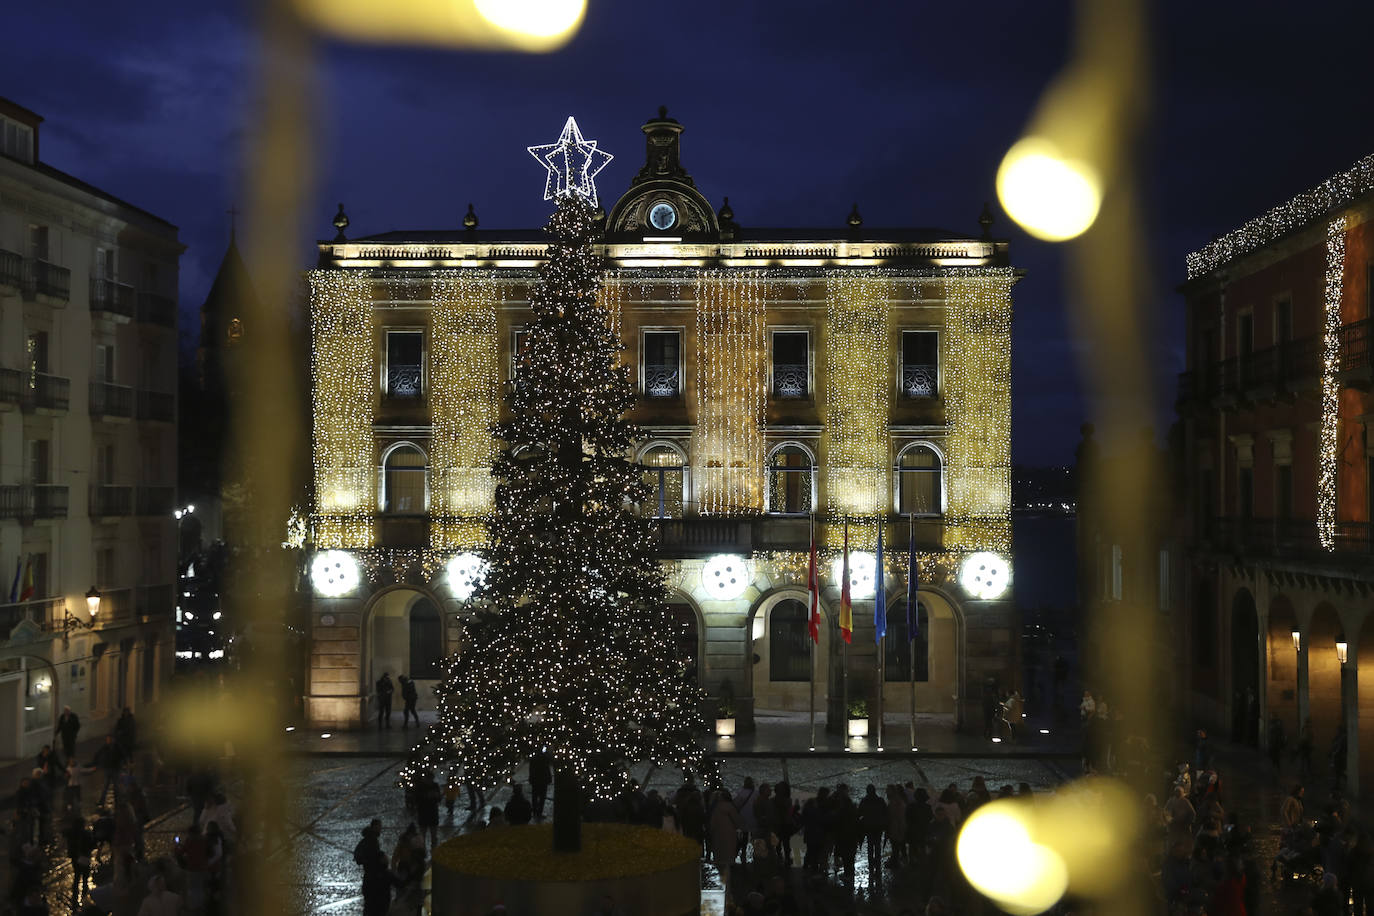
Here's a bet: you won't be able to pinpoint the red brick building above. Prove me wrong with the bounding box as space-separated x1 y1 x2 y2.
1179 154 1374 791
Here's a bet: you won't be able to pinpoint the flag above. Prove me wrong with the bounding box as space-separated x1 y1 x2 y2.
7 556 20 603
18 556 34 602
907 516 919 639
806 517 821 644
839 519 852 644
874 519 886 643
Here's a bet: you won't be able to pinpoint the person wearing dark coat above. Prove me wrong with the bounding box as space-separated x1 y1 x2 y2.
65 814 94 905
399 676 420 727
832 786 861 886
55 707 81 762
858 784 888 877
114 708 137 758
505 785 533 825
353 819 393 916
88 735 125 807
375 673 395 729
800 788 831 872
415 771 442 850
528 751 552 820
187 768 215 828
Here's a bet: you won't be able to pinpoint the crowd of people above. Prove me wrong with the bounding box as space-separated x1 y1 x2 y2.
5 706 240 916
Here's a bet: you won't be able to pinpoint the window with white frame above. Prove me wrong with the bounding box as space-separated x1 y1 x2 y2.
896 445 941 515
771 330 809 399
385 330 423 398
642 330 681 398
384 445 427 513
767 445 812 515
901 330 938 398
1 116 34 164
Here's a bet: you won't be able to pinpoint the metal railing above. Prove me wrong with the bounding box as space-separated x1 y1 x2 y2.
386 363 422 398
26 259 70 301
137 485 175 517
771 363 808 399
1 485 74 521
1206 516 1374 557
90 485 134 517
0 248 22 290
89 278 136 318
101 588 135 625
902 363 937 398
644 364 681 398
137 291 176 327
1340 318 1371 376
137 389 174 422
0 598 64 637
22 373 70 412
89 381 135 418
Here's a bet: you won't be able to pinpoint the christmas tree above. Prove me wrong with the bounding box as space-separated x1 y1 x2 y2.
410 195 708 852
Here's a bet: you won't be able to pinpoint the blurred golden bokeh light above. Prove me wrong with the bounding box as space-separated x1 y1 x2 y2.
474 0 586 40
956 801 1069 915
291 0 586 50
996 137 1102 242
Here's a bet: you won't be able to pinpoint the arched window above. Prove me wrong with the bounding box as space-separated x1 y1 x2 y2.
884 601 929 681
768 446 812 516
769 599 811 682
409 598 443 677
897 445 942 516
640 445 685 518
384 445 426 514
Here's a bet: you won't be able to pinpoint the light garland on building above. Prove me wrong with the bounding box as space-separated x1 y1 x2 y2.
1318 216 1346 551
430 272 501 551
692 270 766 514
823 271 890 532
942 271 1014 556
309 270 376 548
1186 153 1374 280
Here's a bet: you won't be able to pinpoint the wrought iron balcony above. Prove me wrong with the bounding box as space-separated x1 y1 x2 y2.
0 248 22 291
771 363 808 399
386 363 423 398
1340 318 1371 385
89 278 136 319
90 485 134 518
25 259 70 302
137 291 177 327
0 485 24 520
0 598 63 638
101 587 135 625
0 368 20 408
902 363 937 398
137 485 175 517
644 364 681 398
137 389 174 422
22 373 71 412
89 381 134 418
1207 516 1374 557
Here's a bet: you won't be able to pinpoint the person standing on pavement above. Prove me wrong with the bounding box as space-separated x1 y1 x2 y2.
376 672 395 729
858 784 887 878
353 819 393 916
65 812 93 906
732 777 757 866
528 750 551 821
505 785 532 826
55 706 81 762
87 735 126 808
415 770 442 850
114 707 137 759
399 675 419 727
708 789 742 901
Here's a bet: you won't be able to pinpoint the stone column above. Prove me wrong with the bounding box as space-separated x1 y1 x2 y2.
1345 649 1360 797
1297 636 1310 739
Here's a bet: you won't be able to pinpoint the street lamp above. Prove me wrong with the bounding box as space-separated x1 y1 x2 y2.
1291 629 1301 652
85 586 102 619
1336 637 1349 666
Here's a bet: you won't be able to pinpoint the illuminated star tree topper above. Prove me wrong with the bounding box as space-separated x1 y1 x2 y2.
528 115 614 208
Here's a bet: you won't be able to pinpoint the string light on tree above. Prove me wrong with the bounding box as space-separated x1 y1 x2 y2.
528 116 614 208
1317 216 1346 551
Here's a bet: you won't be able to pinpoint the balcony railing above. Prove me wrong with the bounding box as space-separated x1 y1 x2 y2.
0 598 63 638
26 259 70 302
0 485 24 520
90 485 134 518
1179 334 1327 406
2 485 73 521
644 364 681 399
771 363 808 399
137 485 175 517
1340 318 1372 380
89 278 136 319
100 588 135 626
34 485 68 519
89 381 134 418
1206 516 1374 557
22 373 71 412
0 248 22 291
137 389 174 422
0 368 20 407
653 514 947 556
386 363 422 398
902 363 937 398
137 291 176 327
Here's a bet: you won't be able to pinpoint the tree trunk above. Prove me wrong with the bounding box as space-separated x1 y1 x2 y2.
552 767 582 852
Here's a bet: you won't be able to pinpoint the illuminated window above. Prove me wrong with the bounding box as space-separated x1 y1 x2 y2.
643 330 681 398
896 445 941 516
385 330 423 398
884 601 929 681
769 599 810 682
901 331 938 398
383 445 427 514
771 330 809 399
767 445 812 515
640 444 685 518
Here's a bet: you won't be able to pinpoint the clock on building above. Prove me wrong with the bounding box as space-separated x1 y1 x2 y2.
647 201 678 231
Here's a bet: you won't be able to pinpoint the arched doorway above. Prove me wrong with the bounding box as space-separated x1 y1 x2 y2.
1230 589 1260 746
881 590 958 719
366 588 447 715
1307 602 1343 761
750 591 829 716
1266 594 1299 742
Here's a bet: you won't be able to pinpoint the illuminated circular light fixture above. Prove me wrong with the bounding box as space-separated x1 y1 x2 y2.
447 552 489 601
960 552 1009 600
311 550 360 598
474 0 587 40
957 800 1069 915
702 554 749 601
831 551 877 599
996 137 1102 242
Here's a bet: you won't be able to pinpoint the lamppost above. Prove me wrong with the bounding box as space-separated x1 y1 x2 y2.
60 586 100 642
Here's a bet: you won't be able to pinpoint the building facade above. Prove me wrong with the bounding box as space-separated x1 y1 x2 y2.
0 98 181 758
1178 153 1374 790
303 111 1019 737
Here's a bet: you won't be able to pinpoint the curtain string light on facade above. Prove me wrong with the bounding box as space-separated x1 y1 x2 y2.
429 271 501 551
691 269 766 514
1318 216 1346 551
823 271 891 536
309 269 376 548
597 270 624 345
943 270 1015 555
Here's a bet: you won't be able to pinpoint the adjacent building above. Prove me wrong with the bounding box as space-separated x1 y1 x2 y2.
303 110 1020 738
0 98 181 758
1177 153 1374 790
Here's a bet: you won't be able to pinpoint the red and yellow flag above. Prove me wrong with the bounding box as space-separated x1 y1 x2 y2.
839 520 852 644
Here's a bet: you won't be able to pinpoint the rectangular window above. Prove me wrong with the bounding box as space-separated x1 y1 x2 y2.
95 344 114 383
30 553 48 598
643 330 681 398
29 225 48 261
1237 466 1253 519
0 117 34 163
1275 464 1293 521
901 330 938 398
97 443 116 484
96 248 115 280
28 439 49 484
771 330 809 398
385 330 423 398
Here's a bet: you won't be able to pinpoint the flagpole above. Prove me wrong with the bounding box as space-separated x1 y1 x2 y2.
842 516 850 753
808 512 816 752
909 514 917 750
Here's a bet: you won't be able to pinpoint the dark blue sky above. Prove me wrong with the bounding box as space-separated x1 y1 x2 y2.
4 1 1373 464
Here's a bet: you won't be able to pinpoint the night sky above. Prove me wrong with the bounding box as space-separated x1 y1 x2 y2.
4 1 1373 465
